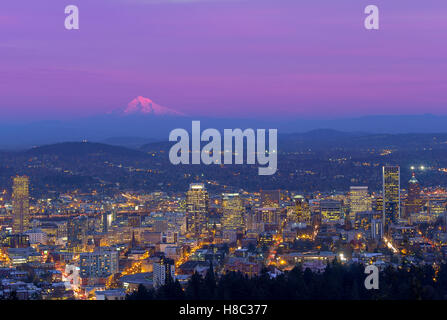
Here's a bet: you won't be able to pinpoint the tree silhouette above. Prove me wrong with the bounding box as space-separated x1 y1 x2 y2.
126 262 446 300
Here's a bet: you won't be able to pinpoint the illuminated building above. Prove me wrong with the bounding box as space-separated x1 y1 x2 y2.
258 232 274 247
128 215 141 228
292 195 310 223
24 228 47 245
95 289 126 300
373 196 383 213
260 189 280 208
153 256 175 288
428 200 446 214
354 211 372 231
371 218 383 240
221 193 244 231
320 200 342 221
80 247 119 281
222 229 238 244
383 166 400 231
245 210 264 233
349 186 370 219
5 234 30 248
405 173 422 216
253 207 280 232
12 176 30 234
186 183 209 236
67 216 88 252
354 211 381 232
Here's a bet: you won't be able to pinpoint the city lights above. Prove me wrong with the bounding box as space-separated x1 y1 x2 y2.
0 0 446 304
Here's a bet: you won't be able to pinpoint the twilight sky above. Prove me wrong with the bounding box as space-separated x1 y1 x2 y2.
0 0 446 121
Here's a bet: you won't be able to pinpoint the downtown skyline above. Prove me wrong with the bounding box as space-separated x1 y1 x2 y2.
3 0 447 308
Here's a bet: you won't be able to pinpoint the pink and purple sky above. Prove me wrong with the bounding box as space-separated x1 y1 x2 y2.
0 0 446 121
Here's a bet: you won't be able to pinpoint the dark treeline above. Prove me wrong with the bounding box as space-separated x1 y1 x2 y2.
127 261 447 300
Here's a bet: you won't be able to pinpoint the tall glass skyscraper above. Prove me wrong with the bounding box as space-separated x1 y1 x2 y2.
382 166 400 231
12 176 30 234
221 193 244 231
186 183 209 237
405 173 422 217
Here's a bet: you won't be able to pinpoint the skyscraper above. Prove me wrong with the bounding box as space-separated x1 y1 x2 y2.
405 173 422 216
320 200 342 221
67 216 88 252
291 195 310 223
383 166 400 231
12 176 30 234
186 183 209 237
221 193 244 231
349 186 370 220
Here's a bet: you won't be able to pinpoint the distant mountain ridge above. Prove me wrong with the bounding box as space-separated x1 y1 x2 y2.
138 129 447 153
101 136 160 149
279 130 447 152
1 130 445 161
26 141 147 157
2 114 447 149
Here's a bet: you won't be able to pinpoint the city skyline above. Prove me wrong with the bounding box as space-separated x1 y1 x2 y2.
1 0 447 304
1 161 447 300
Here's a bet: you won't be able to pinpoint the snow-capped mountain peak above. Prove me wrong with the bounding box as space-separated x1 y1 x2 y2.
119 96 185 116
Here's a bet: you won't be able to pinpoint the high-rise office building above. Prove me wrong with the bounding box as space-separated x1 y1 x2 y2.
221 193 244 230
372 195 383 213
186 183 209 236
153 256 175 288
405 173 422 216
383 166 400 231
292 195 310 223
349 186 370 220
101 204 114 233
67 216 88 252
320 200 342 221
254 207 281 227
12 176 30 234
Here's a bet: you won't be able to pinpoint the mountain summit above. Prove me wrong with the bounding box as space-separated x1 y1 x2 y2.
118 96 185 116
